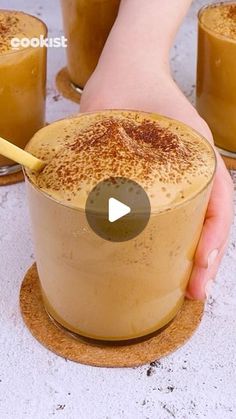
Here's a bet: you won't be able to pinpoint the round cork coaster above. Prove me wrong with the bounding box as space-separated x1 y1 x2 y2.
20 263 204 368
0 169 24 186
55 67 81 104
222 155 236 171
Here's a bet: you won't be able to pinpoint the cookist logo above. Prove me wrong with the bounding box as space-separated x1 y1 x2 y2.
10 35 68 50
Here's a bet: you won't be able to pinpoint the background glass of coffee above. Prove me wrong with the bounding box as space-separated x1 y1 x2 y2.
24 110 216 342
196 2 236 158
0 10 47 176
60 0 120 92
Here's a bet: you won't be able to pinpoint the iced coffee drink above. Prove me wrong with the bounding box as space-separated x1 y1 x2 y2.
25 110 216 341
0 10 47 175
60 0 120 89
196 2 236 156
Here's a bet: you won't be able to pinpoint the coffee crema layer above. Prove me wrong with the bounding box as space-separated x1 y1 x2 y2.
0 10 46 54
26 110 216 212
200 3 236 40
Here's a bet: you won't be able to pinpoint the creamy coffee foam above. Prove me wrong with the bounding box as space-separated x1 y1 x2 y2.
25 111 216 212
0 10 46 54
200 3 236 40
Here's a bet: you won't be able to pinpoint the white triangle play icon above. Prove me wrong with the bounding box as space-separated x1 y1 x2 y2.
108 197 131 223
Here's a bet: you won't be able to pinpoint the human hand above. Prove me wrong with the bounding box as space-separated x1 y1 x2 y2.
80 70 234 300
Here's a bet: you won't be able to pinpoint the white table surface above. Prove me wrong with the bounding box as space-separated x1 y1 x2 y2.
1 1 236 418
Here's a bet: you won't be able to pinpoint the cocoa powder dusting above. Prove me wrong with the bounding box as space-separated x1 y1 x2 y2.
226 4 236 37
212 3 236 39
227 4 236 20
0 13 20 53
35 115 208 197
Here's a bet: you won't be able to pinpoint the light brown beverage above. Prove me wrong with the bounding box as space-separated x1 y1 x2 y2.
25 110 216 341
0 10 47 175
196 2 236 156
60 0 120 89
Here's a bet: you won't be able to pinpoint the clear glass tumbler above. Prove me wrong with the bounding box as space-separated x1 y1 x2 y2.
24 111 216 342
60 0 120 92
196 2 236 158
0 10 47 176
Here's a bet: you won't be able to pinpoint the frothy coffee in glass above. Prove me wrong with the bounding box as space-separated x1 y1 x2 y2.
25 110 216 341
60 0 120 89
197 2 236 156
0 10 47 175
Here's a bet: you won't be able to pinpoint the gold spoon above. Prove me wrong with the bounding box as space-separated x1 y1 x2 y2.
0 136 46 172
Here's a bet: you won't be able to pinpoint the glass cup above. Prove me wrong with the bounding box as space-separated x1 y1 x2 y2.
24 111 216 342
0 10 47 176
60 0 120 92
196 2 236 158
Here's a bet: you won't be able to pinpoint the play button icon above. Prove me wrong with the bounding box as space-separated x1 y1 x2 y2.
108 198 131 223
85 177 151 242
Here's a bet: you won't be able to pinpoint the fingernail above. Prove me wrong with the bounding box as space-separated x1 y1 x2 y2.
207 249 219 269
205 279 214 299
185 290 194 300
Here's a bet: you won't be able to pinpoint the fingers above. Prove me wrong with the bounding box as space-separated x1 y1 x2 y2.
186 240 229 300
186 156 234 300
194 161 233 268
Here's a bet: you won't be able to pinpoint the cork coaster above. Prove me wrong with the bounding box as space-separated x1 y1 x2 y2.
20 263 204 368
0 169 24 186
222 155 236 171
55 67 81 104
